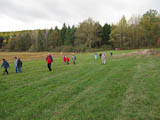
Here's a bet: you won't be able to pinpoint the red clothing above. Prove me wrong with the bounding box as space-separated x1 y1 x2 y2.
63 56 66 62
66 57 69 62
46 57 52 64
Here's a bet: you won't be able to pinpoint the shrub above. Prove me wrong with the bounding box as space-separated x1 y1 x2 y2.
61 45 73 52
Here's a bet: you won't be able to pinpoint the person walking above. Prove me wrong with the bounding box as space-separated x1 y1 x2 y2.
102 53 106 64
94 53 98 60
110 51 113 56
99 53 102 59
17 58 22 73
66 56 70 65
72 54 76 64
46 53 53 71
1 59 9 75
63 56 66 64
14 57 18 73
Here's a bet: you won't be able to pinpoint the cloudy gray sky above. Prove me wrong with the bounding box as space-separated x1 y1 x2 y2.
0 0 159 32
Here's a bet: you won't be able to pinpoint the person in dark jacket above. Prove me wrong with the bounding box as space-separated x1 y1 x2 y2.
1 59 9 75
46 53 53 71
110 51 113 56
17 58 22 73
99 53 102 59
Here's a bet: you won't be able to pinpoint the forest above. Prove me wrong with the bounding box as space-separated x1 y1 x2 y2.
0 9 160 52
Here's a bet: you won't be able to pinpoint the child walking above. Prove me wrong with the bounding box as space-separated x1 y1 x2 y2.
1 59 9 75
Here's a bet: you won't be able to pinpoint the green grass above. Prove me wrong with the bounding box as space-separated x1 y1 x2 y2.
0 51 160 120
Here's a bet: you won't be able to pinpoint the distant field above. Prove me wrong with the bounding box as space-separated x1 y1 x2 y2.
0 49 160 120
0 52 74 62
0 50 134 62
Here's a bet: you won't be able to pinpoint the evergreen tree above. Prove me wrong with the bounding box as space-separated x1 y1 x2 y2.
64 25 76 46
0 36 4 48
102 23 111 45
61 23 67 45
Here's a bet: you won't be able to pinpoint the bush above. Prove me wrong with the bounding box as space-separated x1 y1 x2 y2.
61 45 73 52
28 45 36 52
100 45 112 50
73 45 86 52
54 46 62 52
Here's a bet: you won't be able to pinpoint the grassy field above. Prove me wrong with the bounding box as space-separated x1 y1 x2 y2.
0 50 160 120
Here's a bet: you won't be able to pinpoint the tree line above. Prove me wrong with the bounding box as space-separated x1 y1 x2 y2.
0 9 160 52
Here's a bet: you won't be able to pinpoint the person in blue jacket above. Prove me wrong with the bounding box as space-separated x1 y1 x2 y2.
1 59 9 75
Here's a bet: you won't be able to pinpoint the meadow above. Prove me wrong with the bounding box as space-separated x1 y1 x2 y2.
0 50 160 120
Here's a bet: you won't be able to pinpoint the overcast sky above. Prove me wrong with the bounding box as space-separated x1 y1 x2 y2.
0 0 159 32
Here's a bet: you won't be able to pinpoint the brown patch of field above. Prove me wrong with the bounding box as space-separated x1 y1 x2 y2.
0 52 74 62
113 49 160 59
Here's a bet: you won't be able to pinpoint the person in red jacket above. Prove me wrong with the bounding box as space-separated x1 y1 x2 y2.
66 56 70 64
46 53 53 71
99 53 102 59
63 56 66 64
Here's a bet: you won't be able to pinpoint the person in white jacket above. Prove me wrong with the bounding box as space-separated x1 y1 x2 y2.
102 53 106 64
94 53 98 60
14 57 18 73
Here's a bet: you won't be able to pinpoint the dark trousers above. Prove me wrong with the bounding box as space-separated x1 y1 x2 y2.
16 67 22 73
48 63 52 71
3 68 8 75
18 67 22 72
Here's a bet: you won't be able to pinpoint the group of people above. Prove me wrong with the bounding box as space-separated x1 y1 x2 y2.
63 54 76 65
1 57 22 75
1 53 76 75
14 57 23 73
1 51 112 74
97 53 107 64
45 53 77 71
63 56 70 64
94 51 113 64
